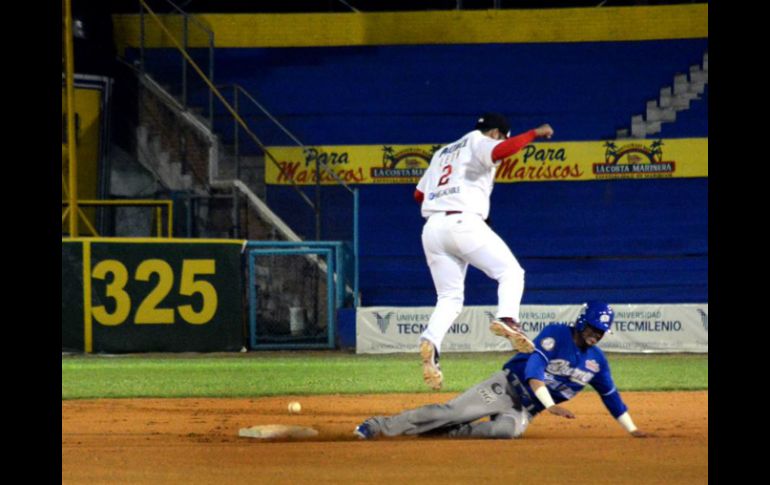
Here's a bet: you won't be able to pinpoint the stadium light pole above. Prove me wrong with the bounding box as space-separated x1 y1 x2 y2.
64 0 79 236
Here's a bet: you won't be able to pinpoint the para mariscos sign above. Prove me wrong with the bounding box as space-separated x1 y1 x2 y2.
266 139 707 185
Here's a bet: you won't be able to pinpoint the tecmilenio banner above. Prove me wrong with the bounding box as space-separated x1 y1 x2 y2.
266 139 707 185
356 304 708 354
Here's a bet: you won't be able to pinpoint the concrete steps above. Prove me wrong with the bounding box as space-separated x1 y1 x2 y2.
136 125 194 191
618 51 708 139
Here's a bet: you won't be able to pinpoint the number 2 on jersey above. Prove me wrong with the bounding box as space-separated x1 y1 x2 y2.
438 164 453 186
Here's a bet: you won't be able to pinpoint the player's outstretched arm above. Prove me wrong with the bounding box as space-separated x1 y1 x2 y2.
491 124 554 161
534 124 554 139
617 411 653 438
529 379 575 419
546 405 575 419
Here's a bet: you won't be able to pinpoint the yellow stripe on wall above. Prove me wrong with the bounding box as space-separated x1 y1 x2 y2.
65 237 246 245
113 4 707 51
82 240 93 354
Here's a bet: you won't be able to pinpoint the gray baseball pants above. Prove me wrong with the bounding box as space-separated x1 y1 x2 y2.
367 371 532 439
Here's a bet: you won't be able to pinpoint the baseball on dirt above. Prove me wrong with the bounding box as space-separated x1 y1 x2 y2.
288 401 302 414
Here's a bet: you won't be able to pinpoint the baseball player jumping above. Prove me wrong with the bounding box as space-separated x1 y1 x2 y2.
355 301 651 440
414 113 554 390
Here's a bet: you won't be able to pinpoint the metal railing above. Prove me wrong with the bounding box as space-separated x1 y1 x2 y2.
139 0 214 126
137 0 358 239
137 1 313 205
62 199 174 237
219 83 354 189
135 0 360 309
215 83 359 239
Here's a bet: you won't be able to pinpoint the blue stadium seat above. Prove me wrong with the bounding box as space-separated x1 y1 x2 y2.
132 38 708 146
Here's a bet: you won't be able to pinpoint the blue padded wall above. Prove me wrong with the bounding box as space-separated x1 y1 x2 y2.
133 38 708 305
268 178 707 305
132 38 708 146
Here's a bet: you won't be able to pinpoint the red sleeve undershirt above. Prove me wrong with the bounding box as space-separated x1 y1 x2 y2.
491 129 537 162
414 189 424 204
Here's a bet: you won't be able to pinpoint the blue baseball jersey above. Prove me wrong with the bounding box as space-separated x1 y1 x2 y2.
502 323 628 418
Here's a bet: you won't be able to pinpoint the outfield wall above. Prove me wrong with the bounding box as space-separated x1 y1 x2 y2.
62 238 245 353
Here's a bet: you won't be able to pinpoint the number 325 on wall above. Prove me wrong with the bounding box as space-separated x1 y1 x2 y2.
91 259 218 326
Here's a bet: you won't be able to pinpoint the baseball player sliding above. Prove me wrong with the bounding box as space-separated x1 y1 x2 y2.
355 302 651 440
414 113 554 390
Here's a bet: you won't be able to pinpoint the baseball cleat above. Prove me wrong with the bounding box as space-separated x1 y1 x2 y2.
354 422 375 440
490 319 535 353
420 339 443 391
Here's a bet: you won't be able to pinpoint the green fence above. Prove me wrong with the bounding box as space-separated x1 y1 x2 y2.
62 238 244 353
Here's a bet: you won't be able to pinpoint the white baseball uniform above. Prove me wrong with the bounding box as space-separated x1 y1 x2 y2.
417 130 525 353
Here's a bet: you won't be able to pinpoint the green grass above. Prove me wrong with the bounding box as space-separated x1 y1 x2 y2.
61 352 707 400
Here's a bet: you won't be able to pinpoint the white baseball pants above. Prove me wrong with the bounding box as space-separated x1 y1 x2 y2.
420 212 525 352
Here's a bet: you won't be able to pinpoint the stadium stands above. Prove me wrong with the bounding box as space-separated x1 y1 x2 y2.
129 15 707 306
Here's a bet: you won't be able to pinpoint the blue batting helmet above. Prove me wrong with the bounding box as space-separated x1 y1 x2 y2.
574 301 614 334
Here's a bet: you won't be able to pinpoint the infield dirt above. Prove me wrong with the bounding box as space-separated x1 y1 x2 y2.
62 391 707 484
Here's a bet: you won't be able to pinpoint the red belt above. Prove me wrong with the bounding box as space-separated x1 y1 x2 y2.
445 211 462 215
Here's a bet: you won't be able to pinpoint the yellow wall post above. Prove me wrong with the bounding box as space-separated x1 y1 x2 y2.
64 0 79 236
166 201 173 237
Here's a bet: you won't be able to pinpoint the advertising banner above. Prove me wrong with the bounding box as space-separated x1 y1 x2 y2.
266 138 707 185
356 304 708 354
